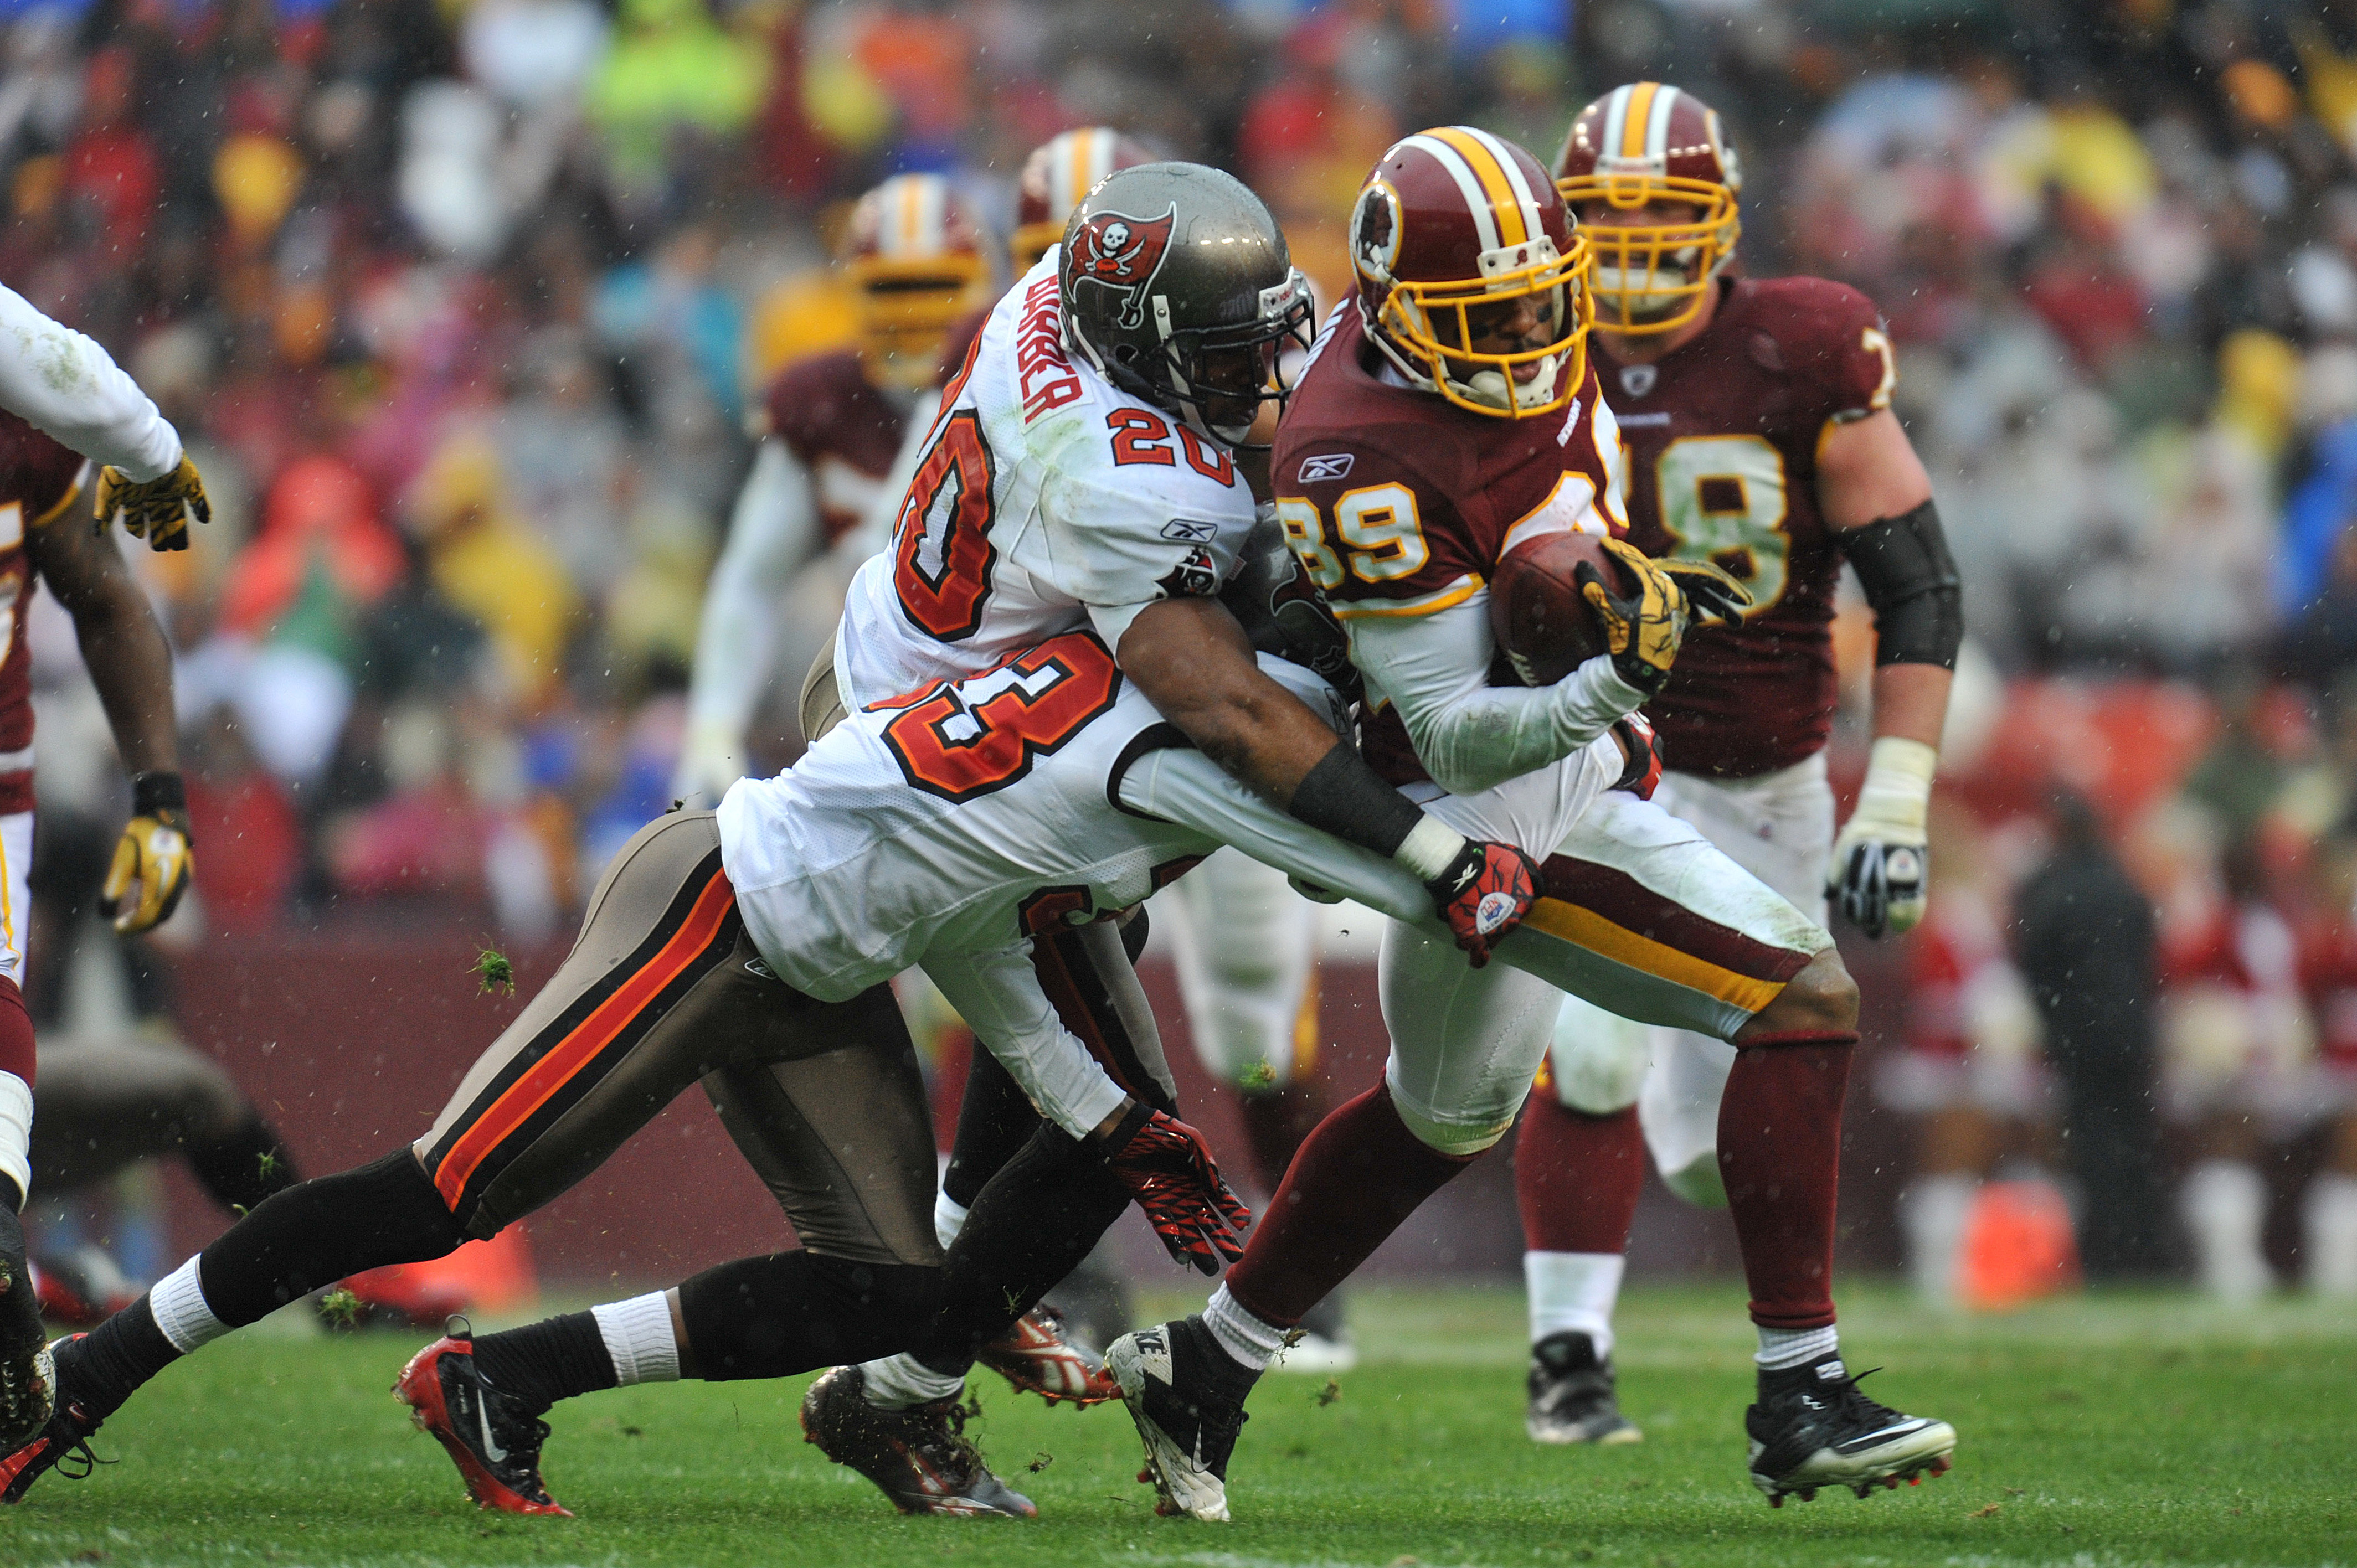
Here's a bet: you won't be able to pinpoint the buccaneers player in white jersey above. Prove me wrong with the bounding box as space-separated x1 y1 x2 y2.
0 281 209 1449
1511 83 1965 1466
1110 126 1954 1519
672 172 994 807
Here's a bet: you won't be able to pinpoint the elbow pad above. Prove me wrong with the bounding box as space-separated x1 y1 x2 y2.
1841 498 1963 669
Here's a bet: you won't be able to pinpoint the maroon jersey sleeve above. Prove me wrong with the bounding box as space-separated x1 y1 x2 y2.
934 305 991 388
761 349 906 478
1778 277 1896 435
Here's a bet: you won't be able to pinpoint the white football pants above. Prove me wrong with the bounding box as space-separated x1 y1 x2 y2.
1161 849 1321 1088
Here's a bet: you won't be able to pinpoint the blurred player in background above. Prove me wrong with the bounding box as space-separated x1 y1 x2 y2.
671 172 992 808
0 282 211 1448
1510 82 1962 1444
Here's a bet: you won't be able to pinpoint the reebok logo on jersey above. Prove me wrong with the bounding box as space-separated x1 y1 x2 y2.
1161 519 1217 543
1475 891 1519 936
1298 453 1354 483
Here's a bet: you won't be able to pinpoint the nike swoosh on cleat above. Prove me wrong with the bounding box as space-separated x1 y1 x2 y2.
475 1391 508 1464
1834 1420 1930 1451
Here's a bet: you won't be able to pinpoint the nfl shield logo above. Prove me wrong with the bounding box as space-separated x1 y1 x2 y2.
1619 363 1657 399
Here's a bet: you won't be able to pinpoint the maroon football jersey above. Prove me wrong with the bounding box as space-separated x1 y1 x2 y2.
761 349 912 545
1594 275 1895 778
0 413 90 812
1274 307 1623 786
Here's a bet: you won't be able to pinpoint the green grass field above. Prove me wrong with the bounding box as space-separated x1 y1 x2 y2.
2 1282 2351 1568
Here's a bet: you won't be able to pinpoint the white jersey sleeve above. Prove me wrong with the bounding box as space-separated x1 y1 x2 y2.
0 283 181 480
676 439 822 803
1348 597 1648 796
919 941 1130 1139
1031 456 1248 651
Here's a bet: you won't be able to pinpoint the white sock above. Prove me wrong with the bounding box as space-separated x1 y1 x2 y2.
2303 1173 2357 1297
0 1070 28 1207
591 1292 681 1386
1203 1283 1288 1373
1524 1251 1624 1360
1897 1174 1979 1304
2181 1159 2273 1303
933 1190 968 1252
857 1352 966 1410
148 1256 233 1353
1755 1323 1839 1371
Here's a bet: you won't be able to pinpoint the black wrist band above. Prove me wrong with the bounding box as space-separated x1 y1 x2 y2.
1286 743 1424 859
1097 1099 1154 1153
132 771 187 817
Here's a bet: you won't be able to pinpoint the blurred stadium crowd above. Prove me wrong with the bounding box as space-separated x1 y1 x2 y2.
12 0 2357 1298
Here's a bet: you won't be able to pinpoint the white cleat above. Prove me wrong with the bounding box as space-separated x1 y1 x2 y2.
1105 1318 1254 1522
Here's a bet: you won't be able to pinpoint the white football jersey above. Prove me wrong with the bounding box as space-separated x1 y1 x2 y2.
835 252 1258 708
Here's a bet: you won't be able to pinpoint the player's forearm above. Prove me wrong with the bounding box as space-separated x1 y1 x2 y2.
1869 662 1951 749
0 285 181 481
1118 597 1337 802
73 586 179 775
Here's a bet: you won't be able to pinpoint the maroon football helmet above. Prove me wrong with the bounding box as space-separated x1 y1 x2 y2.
1555 82 1742 334
1012 128 1157 271
1347 126 1593 420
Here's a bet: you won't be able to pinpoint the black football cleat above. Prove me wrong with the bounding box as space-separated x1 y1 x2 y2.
1526 1331 1641 1446
977 1305 1121 1406
1105 1317 1254 1521
799 1364 1036 1517
394 1334 571 1516
0 1337 103 1504
0 1203 53 1452
1746 1352 1955 1505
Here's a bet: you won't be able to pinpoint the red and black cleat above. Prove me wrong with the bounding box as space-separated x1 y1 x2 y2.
394 1334 571 1516
1 1337 104 1505
976 1306 1120 1407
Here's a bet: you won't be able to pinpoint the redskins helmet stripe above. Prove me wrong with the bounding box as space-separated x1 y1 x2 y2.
1579 82 1742 189
1406 127 1547 253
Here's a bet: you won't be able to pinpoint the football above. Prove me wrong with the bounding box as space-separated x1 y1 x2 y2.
1488 530 1625 685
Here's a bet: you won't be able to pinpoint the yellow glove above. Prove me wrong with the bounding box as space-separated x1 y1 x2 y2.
1577 537 1692 694
101 774 194 935
1653 556 1754 625
95 455 211 552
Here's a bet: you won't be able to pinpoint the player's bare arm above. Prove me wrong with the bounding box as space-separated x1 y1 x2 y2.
25 479 191 933
1820 403 1962 939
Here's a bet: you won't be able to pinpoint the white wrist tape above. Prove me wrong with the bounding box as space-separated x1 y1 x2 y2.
1394 817 1468 882
1851 736 1938 836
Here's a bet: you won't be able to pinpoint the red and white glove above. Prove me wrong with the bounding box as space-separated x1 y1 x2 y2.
1103 1105 1254 1275
1610 713 1663 799
1425 837 1542 969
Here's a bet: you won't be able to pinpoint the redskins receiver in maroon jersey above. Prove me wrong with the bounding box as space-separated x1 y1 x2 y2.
1512 83 1963 1492
1108 126 1952 1527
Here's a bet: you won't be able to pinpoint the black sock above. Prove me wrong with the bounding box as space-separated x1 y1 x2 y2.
914 1120 1131 1379
678 1252 938 1381
469 1312 615 1411
184 1115 302 1215
59 1297 180 1421
189 1147 466 1326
